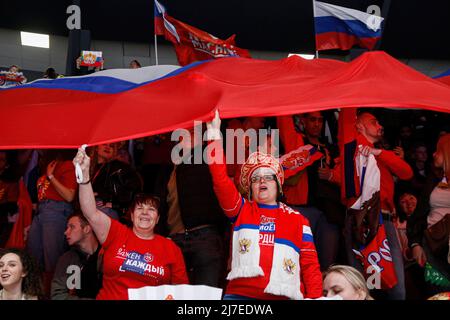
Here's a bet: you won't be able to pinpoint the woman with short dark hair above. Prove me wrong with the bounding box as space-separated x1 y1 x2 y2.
73 148 189 300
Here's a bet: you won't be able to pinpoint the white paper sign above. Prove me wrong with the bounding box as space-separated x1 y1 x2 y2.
128 284 223 300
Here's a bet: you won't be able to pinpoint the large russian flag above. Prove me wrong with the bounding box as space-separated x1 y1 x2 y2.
314 1 384 51
2 51 450 150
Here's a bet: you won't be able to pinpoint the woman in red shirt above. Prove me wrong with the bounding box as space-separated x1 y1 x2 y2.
73 148 188 300
205 111 322 300
27 150 77 276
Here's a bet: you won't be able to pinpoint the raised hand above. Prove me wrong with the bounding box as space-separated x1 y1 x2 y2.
46 160 57 177
411 245 427 267
358 145 382 157
206 109 222 141
393 146 404 159
73 146 91 183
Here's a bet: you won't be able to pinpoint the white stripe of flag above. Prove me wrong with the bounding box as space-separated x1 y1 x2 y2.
315 1 384 32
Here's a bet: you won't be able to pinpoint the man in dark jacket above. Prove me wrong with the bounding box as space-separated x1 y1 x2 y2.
51 212 102 299
166 125 228 288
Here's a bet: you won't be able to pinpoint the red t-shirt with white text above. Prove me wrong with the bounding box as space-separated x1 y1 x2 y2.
97 219 189 300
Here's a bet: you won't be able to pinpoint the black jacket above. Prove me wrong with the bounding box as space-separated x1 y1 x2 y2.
91 160 142 212
407 170 441 247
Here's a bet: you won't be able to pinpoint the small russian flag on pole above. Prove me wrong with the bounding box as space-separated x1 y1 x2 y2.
314 1 384 51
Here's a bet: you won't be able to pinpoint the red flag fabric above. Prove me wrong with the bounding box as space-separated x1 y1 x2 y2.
154 0 251 66
166 18 251 66
438 76 450 86
6 180 33 249
1 51 450 149
281 145 324 179
354 219 398 289
345 142 398 289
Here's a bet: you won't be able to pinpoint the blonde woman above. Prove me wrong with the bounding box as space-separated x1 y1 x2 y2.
323 265 373 300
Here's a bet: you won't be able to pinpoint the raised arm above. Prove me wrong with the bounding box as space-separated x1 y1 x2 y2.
376 150 413 180
47 161 76 202
73 148 111 244
277 115 304 152
206 111 245 219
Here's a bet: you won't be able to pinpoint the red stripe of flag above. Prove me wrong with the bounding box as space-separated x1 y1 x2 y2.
316 32 380 51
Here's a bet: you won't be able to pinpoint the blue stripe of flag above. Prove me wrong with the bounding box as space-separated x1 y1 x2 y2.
315 16 381 38
154 3 162 18
3 59 212 94
8 76 137 94
435 69 450 79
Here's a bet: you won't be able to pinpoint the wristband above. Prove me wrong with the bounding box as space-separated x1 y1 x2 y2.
47 174 54 181
79 179 91 185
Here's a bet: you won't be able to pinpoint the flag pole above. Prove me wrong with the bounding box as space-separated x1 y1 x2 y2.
153 0 159 65
312 0 319 58
154 34 159 65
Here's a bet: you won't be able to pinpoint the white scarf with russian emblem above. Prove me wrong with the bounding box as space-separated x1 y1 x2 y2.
227 202 305 300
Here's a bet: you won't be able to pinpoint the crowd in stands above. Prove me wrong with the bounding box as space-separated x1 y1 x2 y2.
1 59 450 300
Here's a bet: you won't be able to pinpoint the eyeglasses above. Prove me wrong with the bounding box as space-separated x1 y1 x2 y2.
250 174 276 183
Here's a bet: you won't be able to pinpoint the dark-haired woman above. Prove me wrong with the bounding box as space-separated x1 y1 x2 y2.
0 248 44 300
